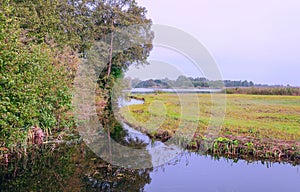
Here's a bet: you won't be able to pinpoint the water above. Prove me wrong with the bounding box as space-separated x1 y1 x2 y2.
117 97 145 107
118 97 183 168
123 88 222 94
1 98 300 191
120 98 300 192
144 153 300 192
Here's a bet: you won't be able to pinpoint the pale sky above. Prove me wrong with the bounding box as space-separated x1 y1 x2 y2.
131 0 300 86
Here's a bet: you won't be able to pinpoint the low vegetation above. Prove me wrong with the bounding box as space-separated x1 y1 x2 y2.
225 87 300 96
120 93 300 163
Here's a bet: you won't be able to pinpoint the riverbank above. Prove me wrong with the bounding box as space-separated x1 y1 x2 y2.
119 93 300 164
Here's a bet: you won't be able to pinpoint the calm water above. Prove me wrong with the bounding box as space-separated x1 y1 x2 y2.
144 153 300 192
120 98 300 192
1 98 300 191
123 88 222 94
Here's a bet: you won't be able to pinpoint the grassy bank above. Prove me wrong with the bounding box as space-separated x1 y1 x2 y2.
120 94 300 163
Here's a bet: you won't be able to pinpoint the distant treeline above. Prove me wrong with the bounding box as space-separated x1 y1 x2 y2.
128 76 292 89
124 76 300 95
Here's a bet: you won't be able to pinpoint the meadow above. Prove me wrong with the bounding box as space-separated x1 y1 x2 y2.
120 94 300 162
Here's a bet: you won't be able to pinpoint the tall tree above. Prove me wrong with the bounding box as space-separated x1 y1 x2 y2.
0 0 153 149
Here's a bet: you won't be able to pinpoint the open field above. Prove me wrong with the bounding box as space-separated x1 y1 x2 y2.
120 94 300 163
121 94 300 141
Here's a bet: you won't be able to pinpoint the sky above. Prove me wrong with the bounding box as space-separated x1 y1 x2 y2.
128 0 300 86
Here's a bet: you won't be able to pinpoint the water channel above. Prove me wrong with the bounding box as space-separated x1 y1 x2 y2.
1 97 300 191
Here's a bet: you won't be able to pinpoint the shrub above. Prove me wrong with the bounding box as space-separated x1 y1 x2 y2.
0 9 72 148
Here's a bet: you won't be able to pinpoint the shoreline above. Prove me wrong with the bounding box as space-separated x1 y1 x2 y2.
120 116 300 165
119 93 300 165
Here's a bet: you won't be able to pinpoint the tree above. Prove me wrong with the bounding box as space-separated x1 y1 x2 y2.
131 78 141 88
175 75 192 88
0 0 153 150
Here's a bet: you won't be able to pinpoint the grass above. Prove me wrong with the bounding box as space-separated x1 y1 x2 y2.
120 94 300 141
120 93 300 163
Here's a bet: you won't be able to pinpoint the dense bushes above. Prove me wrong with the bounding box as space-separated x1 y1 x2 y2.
0 9 73 148
0 0 153 151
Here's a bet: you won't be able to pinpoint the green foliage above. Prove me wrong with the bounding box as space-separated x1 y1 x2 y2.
215 137 230 143
0 7 72 148
0 0 153 149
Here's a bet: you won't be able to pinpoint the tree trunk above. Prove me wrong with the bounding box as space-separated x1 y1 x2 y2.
107 31 114 77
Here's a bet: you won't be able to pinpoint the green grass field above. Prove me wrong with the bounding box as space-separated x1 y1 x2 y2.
120 94 300 142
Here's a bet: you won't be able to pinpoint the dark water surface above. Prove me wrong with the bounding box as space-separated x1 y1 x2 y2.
1 98 300 191
2 143 300 192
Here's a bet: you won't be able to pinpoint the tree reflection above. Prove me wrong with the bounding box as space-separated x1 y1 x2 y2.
0 142 153 191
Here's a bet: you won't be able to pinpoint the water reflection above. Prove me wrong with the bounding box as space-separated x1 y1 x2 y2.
2 97 300 191
2 143 300 192
118 97 300 192
116 97 183 168
0 143 153 192
145 152 300 192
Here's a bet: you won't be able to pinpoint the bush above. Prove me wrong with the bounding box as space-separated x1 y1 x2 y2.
0 9 72 148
